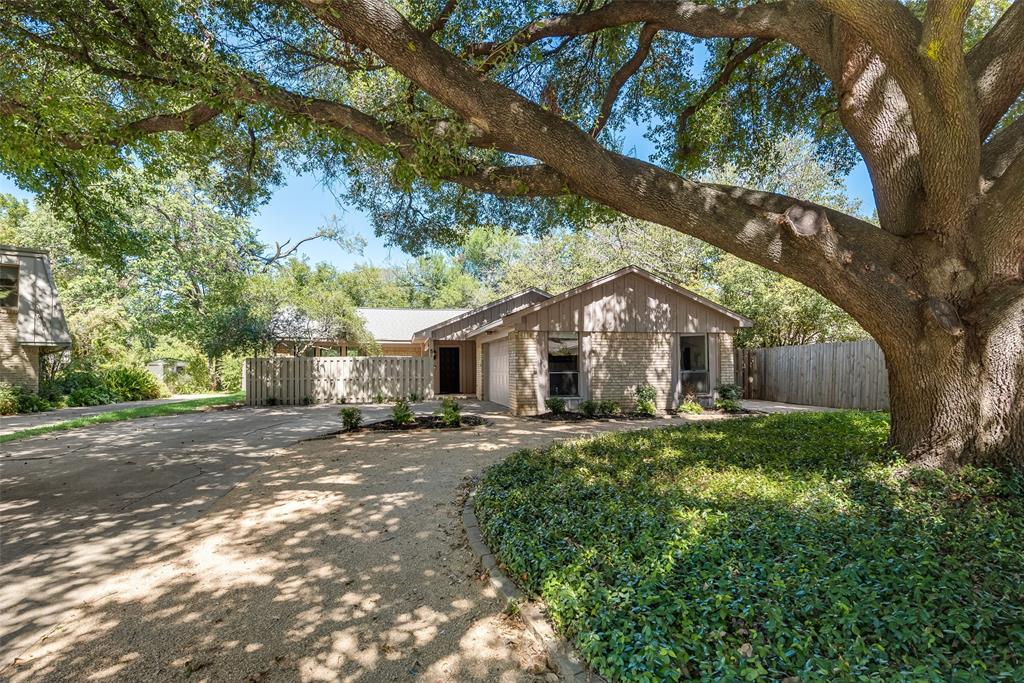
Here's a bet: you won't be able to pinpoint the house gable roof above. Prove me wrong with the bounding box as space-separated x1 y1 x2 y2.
499 265 753 328
0 244 72 348
412 287 550 340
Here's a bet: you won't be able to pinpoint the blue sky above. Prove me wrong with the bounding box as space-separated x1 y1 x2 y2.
0 144 877 270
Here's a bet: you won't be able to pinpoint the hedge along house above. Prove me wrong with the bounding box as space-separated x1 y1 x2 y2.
0 245 72 392
418 266 751 414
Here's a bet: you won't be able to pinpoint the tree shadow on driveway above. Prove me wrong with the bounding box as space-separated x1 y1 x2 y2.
3 409 663 681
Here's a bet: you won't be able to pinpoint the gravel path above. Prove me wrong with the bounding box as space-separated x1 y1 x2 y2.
6 410 676 682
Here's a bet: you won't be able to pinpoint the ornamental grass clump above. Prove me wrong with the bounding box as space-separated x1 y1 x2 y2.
474 411 1024 682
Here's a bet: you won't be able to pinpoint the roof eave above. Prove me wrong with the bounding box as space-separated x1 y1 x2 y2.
411 287 551 339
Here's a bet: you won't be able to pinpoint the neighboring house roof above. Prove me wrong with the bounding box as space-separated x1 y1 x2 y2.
498 265 754 328
411 288 551 340
0 244 72 348
357 307 469 342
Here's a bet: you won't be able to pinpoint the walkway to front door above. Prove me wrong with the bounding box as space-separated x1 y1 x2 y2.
438 346 460 394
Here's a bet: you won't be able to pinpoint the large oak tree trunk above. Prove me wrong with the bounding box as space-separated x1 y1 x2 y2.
880 295 1024 469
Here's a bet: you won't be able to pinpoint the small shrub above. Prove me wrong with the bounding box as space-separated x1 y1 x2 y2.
633 383 657 416
340 406 362 431
679 400 704 415
438 397 461 427
0 382 53 414
392 397 415 425
374 392 387 404
217 354 244 392
67 386 116 407
715 398 744 413
598 399 621 416
544 397 566 414
0 382 20 415
408 391 423 403
579 399 599 418
16 390 53 413
104 364 166 402
716 382 743 401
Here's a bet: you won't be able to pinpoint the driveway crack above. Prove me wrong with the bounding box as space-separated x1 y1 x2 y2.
119 463 205 511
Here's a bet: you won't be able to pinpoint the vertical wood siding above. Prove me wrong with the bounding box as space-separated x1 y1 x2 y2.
244 356 433 406
737 340 889 410
521 272 736 333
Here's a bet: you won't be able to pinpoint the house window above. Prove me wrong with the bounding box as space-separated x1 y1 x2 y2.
0 265 17 309
680 334 709 395
548 332 579 397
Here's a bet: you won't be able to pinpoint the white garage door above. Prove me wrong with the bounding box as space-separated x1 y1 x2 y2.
486 339 510 407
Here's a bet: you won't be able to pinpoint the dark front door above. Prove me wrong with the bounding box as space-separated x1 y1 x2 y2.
439 347 460 394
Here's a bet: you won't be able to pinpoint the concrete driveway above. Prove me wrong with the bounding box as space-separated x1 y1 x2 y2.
0 394 223 436
0 400 471 677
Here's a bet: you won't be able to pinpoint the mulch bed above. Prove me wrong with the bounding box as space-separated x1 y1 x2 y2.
531 409 754 422
364 415 487 431
529 411 660 422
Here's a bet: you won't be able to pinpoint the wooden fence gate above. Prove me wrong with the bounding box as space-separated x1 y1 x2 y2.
244 356 433 406
737 339 889 410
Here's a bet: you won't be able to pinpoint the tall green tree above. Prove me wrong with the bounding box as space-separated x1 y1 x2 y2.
2 1 1021 467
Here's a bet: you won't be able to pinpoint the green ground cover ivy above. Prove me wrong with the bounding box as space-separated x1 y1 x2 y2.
474 412 1024 682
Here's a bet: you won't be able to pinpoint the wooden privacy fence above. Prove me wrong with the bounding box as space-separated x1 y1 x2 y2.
244 356 433 406
737 339 889 410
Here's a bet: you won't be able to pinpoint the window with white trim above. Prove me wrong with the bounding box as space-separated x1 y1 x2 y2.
548 332 579 397
0 264 17 309
680 334 709 394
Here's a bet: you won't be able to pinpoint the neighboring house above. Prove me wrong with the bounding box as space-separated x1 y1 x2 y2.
415 266 751 414
146 358 188 382
272 307 469 357
0 245 72 392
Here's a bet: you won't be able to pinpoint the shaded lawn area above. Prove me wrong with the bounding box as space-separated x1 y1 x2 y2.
0 392 245 444
474 412 1024 682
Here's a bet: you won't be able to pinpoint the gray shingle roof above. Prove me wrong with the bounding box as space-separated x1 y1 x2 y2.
356 307 468 341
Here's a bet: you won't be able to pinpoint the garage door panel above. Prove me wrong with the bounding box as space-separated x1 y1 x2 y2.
487 339 509 407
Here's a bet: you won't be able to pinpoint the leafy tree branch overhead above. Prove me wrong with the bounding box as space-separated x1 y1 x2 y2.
1 0 1022 466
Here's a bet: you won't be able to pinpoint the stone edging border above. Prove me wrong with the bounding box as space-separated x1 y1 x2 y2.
462 491 608 683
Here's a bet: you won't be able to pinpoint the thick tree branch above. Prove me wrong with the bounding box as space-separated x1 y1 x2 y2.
982 114 1024 184
814 1 925 89
297 0 917 336
823 5 974 236
967 0 1024 137
465 1 837 78
0 97 221 149
590 23 658 137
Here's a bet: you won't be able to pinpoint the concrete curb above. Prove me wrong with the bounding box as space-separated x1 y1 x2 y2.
463 492 608 683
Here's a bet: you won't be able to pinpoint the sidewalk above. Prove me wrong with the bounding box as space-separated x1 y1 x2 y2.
0 394 224 436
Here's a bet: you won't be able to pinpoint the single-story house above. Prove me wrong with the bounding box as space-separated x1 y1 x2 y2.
263 266 751 412
414 266 752 414
0 245 72 392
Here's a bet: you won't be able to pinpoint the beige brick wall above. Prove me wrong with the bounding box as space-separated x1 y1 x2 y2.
587 332 674 411
509 330 545 415
718 332 735 386
0 309 39 391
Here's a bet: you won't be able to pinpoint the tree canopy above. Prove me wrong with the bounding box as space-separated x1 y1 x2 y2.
2 0 1022 465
